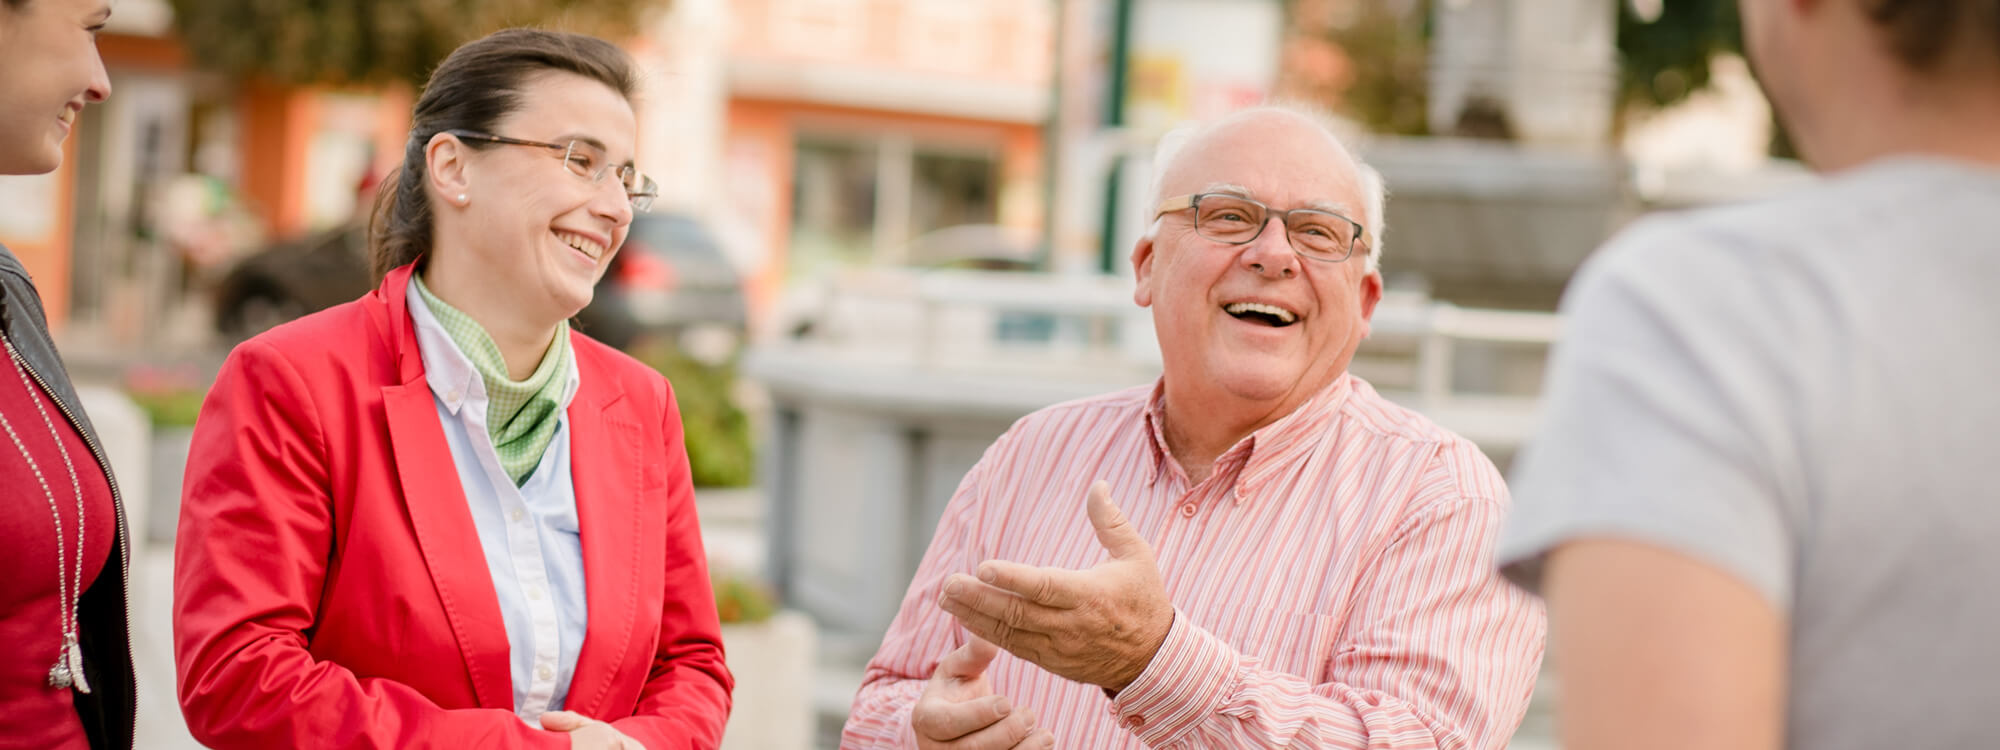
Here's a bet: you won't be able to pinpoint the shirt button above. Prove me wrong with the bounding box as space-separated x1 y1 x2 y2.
1179 504 1197 518
511 509 526 523
446 388 461 403
537 666 554 681
527 586 543 601
1127 714 1146 728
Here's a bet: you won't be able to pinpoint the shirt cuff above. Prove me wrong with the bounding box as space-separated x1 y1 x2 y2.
1107 609 1240 746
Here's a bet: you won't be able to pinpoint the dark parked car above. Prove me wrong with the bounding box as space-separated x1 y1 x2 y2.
213 213 748 352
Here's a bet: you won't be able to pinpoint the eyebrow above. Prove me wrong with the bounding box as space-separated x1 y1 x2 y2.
1202 182 1353 215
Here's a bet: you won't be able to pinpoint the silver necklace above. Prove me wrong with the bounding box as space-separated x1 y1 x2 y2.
0 335 90 694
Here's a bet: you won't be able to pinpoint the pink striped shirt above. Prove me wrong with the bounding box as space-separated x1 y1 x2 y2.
843 374 1545 749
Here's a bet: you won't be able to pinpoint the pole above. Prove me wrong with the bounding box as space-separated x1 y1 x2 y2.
1096 0 1136 273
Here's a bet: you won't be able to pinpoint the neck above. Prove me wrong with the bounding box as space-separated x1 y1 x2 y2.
418 265 561 381
1806 67 2000 172
1158 380 1298 484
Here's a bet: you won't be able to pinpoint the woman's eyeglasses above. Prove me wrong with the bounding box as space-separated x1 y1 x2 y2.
447 130 659 213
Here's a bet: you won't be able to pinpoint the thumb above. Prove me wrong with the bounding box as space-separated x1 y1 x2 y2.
936 636 1000 682
1086 480 1149 561
538 710 591 732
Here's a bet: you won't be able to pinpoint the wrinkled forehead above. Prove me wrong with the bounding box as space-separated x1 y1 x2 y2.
1158 114 1364 212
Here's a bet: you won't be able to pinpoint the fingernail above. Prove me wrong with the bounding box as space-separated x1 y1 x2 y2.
977 566 996 583
944 579 962 597
993 696 1011 716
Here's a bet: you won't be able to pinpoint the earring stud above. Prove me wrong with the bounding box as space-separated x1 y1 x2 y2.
457 193 468 204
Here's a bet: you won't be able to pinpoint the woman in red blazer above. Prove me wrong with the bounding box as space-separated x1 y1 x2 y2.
172 29 731 749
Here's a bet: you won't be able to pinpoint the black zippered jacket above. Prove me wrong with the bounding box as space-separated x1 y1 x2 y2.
0 244 136 750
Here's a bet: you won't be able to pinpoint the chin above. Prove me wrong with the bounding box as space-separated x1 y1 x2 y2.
1211 368 1302 404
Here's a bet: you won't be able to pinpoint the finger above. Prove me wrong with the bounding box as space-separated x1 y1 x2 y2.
946 597 1054 661
936 580 1064 644
949 707 1039 750
539 710 590 732
1086 480 1149 561
1009 728 1057 750
942 577 1061 638
912 692 1014 741
934 635 1002 682
976 560 1087 608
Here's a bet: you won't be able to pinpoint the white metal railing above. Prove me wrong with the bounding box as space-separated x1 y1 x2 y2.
793 267 1561 409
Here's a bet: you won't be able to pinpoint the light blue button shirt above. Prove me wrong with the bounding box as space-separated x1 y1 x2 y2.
407 280 588 720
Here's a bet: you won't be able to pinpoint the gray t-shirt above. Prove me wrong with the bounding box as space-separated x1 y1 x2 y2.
1499 157 2000 749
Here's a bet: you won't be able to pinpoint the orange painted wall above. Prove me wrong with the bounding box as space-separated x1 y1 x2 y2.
238 80 319 241
4 138 81 329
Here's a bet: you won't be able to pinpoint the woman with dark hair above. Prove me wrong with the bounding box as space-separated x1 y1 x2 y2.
0 1 130 749
172 28 731 749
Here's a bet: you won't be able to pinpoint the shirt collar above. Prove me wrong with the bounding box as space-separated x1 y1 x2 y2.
1141 373 1355 503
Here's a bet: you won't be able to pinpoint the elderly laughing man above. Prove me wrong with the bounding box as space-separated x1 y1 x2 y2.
842 105 1546 750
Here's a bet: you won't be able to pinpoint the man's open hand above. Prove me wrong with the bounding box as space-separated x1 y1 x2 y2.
939 481 1174 691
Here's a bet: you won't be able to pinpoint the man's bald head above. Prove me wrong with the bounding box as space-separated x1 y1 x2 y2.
1146 105 1387 272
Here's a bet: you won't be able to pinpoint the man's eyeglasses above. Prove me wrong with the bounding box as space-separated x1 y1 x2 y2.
1155 193 1366 263
447 130 659 213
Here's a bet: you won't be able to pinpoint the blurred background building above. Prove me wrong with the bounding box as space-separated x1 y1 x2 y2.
0 0 1801 747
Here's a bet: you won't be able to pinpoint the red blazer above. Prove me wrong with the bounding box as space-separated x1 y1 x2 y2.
173 264 732 749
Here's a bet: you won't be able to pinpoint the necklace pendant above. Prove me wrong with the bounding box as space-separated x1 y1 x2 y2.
65 642 90 694
47 660 73 689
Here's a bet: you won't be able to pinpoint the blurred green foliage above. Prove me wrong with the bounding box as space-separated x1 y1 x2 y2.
123 365 210 428
629 343 756 489
126 388 206 428
167 0 667 86
1618 0 1745 111
1288 0 1749 135
712 573 778 625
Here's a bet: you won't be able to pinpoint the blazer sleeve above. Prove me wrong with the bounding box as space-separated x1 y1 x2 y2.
172 339 567 749
608 375 735 747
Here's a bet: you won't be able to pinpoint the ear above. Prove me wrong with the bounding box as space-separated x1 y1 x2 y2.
424 132 472 208
1131 233 1158 308
1357 270 1384 339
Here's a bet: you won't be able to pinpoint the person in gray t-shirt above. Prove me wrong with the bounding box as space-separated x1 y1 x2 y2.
1496 2 2000 750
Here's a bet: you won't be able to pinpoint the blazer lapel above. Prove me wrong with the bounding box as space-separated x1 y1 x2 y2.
562 350 645 716
377 265 515 711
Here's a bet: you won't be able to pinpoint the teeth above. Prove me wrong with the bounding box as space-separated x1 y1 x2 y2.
1225 302 1297 323
555 231 603 260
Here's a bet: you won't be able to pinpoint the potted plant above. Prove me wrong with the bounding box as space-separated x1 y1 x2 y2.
123 365 209 543
714 572 815 750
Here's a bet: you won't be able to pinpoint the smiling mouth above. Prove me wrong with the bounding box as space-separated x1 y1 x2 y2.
1224 302 1298 328
553 230 605 261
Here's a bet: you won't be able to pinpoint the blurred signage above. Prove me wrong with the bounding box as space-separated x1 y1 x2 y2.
1127 0 1284 137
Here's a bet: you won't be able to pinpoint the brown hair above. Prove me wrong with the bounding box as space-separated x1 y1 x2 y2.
369 28 637 279
1864 0 2000 71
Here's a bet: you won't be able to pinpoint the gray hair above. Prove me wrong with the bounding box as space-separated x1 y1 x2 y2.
1145 103 1387 273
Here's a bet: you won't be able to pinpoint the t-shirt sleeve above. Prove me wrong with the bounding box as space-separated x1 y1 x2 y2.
1497 216 1805 611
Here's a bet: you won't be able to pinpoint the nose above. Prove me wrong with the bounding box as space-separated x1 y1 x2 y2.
587 177 634 228
1239 217 1299 279
86 48 112 103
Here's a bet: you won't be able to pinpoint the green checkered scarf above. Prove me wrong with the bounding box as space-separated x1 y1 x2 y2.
412 274 571 486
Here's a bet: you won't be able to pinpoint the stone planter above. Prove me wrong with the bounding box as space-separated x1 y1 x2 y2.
720 610 817 750
147 426 195 544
